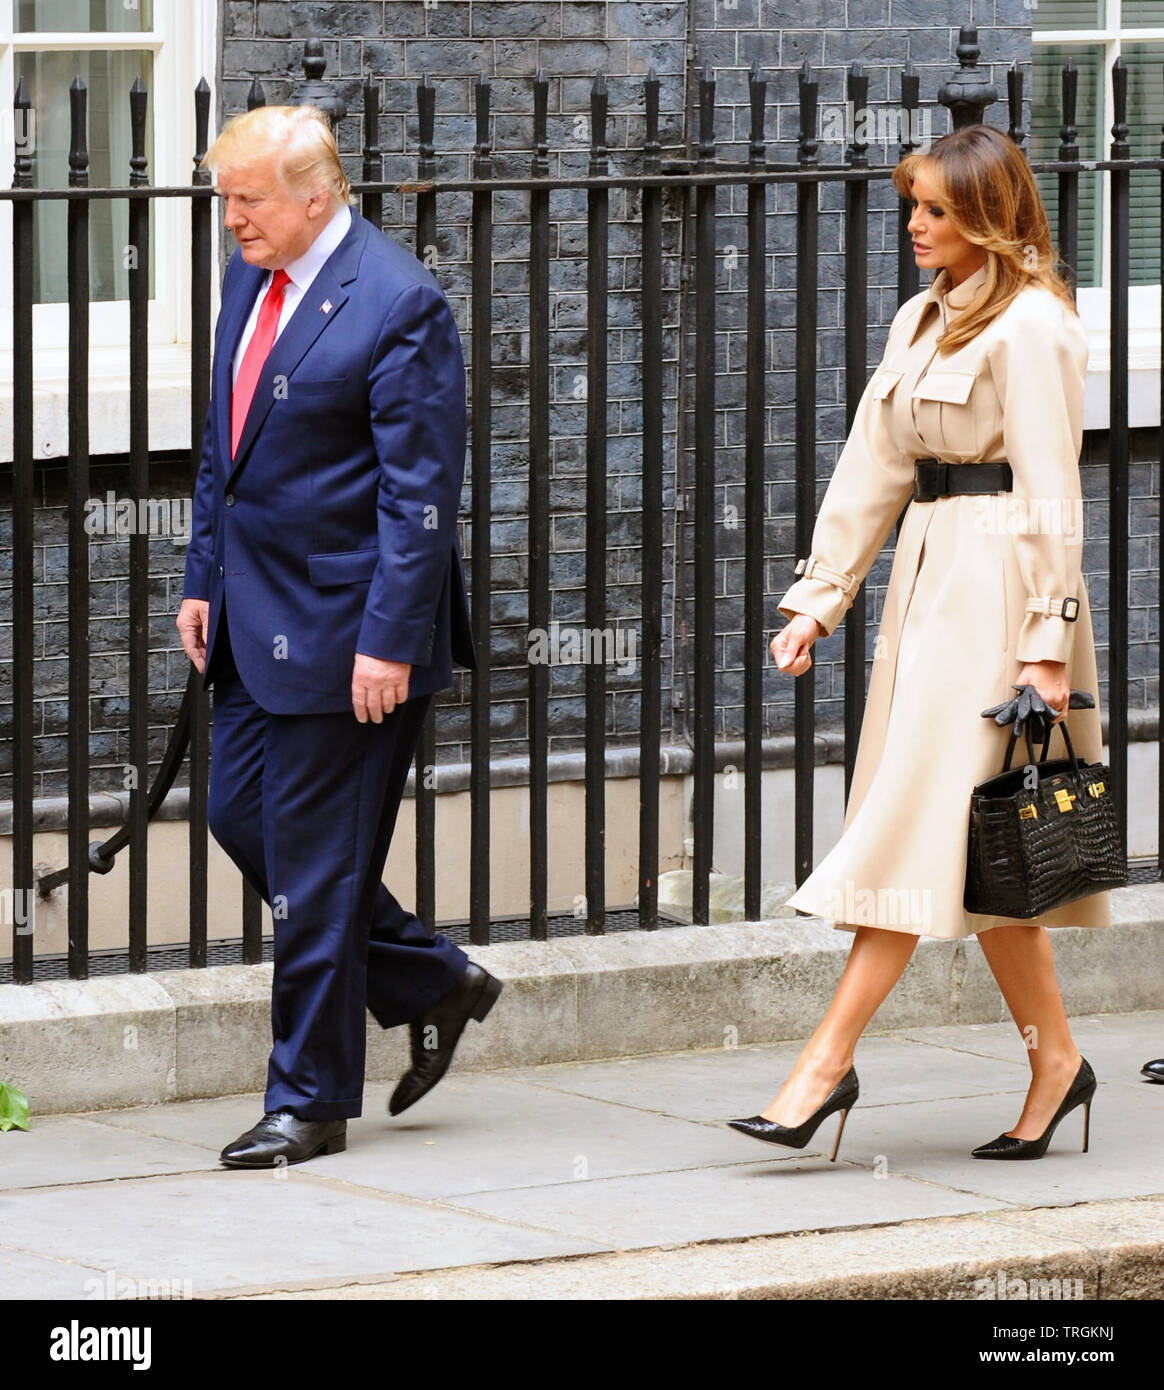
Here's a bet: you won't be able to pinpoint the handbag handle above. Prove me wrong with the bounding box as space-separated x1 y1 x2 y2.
982 684 1095 776
1001 716 1081 775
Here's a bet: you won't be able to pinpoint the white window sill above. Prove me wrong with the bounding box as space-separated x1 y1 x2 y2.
0 342 196 463
0 334 1156 460
1079 287 1161 430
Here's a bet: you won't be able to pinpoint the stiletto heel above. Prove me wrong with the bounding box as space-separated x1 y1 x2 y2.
727 1067 859 1162
971 1057 1096 1160
828 1108 851 1163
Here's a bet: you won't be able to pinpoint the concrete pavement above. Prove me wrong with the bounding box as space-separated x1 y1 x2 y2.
1 1009 1162 1299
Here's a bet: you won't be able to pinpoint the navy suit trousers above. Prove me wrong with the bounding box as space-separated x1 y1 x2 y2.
206 602 469 1120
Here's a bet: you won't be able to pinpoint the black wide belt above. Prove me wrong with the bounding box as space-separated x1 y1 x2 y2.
912 457 1013 502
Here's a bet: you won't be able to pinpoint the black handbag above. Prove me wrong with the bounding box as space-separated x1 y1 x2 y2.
964 696 1126 919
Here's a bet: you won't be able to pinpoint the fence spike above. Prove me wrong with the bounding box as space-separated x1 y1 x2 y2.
899 59 920 157
643 66 660 175
532 68 548 177
846 61 868 166
69 76 88 186
1058 57 1078 159
1007 59 1026 149
697 60 715 168
193 77 211 184
129 75 149 186
1111 55 1129 158
13 73 32 188
748 61 766 168
415 72 434 171
590 70 609 175
797 60 817 167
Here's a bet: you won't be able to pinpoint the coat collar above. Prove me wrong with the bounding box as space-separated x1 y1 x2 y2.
907 260 989 344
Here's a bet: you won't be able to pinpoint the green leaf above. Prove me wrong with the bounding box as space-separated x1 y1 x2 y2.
0 1082 30 1132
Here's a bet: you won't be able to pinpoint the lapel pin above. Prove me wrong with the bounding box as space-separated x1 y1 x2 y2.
321 298 333 314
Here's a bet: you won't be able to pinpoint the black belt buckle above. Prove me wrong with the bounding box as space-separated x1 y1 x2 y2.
912 457 946 502
1060 596 1080 622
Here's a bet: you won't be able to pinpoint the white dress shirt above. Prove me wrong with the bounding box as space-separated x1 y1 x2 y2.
231 203 353 383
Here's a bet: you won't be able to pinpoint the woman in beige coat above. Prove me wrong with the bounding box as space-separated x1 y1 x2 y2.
728 124 1106 1162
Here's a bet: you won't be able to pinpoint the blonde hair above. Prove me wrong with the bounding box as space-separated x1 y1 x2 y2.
202 104 352 206
891 124 1077 354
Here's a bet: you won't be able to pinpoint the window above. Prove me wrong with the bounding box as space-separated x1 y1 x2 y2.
0 0 218 458
1029 1 1163 428
15 0 156 304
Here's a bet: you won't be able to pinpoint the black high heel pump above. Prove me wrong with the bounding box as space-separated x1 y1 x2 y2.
971 1057 1096 1160
727 1067 859 1163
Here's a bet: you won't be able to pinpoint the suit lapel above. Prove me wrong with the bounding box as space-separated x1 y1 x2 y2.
225 212 370 486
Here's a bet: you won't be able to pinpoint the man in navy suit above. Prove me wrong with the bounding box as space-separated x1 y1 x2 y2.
176 105 501 1167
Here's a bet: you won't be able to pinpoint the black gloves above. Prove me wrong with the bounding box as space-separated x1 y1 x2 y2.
980 684 1095 739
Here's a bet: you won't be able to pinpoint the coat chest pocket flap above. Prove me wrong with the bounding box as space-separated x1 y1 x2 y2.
912 370 975 404
870 367 904 400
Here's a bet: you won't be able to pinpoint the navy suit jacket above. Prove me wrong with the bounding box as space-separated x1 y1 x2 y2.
182 210 476 714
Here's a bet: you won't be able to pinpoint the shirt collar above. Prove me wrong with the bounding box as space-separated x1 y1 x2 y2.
278 203 353 290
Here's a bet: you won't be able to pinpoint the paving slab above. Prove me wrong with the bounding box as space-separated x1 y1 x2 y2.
435 1156 1007 1250
891 1010 1164 1081
0 1116 218 1190
0 1246 112 1301
0 1170 607 1298
849 1087 1164 1206
294 1075 756 1201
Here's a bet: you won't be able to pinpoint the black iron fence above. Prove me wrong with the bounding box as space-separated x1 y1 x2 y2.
3 27 1163 982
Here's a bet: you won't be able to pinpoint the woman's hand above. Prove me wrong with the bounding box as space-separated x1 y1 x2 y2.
1015 659 1070 724
771 614 826 676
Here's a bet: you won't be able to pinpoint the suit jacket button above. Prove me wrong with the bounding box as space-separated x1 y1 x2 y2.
218 565 224 576
225 493 235 507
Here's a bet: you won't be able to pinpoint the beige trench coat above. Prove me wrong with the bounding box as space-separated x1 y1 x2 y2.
777 262 1111 940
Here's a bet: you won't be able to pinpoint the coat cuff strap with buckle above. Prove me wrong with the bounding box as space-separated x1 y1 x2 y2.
1024 595 1080 622
793 555 860 600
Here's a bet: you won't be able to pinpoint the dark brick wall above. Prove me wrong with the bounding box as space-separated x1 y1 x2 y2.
2 1 1152 801
0 457 197 799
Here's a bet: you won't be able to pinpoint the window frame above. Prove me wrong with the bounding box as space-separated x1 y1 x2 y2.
0 0 219 459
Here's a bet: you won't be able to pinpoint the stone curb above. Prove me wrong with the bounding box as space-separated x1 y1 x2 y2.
3 883 1164 1116
200 1195 1164 1301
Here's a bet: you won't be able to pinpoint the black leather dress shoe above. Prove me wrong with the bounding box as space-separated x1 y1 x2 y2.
388 963 503 1117
1142 1058 1164 1083
219 1110 347 1168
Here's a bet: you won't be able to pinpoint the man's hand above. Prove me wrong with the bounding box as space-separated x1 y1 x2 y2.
177 598 210 673
770 614 827 676
352 653 411 722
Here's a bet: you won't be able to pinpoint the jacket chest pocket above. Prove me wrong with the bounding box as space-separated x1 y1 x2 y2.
870 366 904 402
911 369 979 457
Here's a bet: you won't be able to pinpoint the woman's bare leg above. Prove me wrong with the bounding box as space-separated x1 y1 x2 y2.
761 926 918 1124
976 922 1083 1139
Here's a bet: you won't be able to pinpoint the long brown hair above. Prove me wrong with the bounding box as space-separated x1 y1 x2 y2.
891 124 1077 354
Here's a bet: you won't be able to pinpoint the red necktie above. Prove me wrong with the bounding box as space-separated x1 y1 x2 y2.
231 267 291 457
